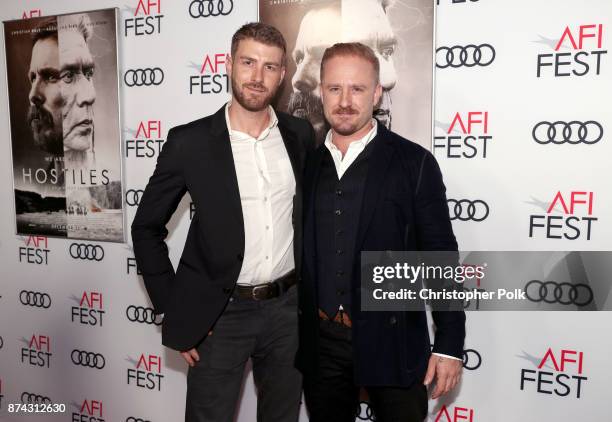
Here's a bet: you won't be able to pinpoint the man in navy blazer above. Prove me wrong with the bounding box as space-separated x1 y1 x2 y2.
297 42 466 422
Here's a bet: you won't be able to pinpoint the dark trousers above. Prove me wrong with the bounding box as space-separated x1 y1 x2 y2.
303 319 428 422
185 286 302 422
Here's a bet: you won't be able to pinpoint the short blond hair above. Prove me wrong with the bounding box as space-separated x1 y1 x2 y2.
320 42 380 83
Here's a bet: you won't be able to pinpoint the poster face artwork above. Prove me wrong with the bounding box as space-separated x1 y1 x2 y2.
259 0 435 148
4 9 124 242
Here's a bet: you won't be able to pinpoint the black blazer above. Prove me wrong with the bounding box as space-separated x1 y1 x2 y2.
131 105 314 351
297 123 466 387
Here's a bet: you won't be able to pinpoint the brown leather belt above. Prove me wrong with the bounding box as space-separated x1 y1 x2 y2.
318 308 352 328
234 271 296 301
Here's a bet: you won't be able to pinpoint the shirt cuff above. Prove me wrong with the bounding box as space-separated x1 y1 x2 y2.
432 352 462 361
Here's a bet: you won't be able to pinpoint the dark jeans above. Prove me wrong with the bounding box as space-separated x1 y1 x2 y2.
303 319 428 422
185 286 301 422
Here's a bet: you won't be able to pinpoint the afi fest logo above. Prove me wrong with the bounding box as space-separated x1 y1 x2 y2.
22 9 42 19
127 354 164 391
125 0 163 36
529 191 597 240
520 348 587 398
21 334 52 368
18 235 50 265
71 291 105 327
189 53 229 95
434 112 492 159
537 24 606 77
435 405 475 422
72 399 105 422
126 120 165 158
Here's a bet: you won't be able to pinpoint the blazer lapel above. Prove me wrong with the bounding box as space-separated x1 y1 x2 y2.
355 124 395 251
207 105 243 227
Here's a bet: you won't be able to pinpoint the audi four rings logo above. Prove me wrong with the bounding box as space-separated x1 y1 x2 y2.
126 418 151 422
126 189 144 207
447 199 489 222
21 392 51 404
463 348 482 370
355 401 375 421
124 68 164 87
126 305 163 325
436 44 495 68
69 243 105 261
525 280 593 306
19 290 51 308
0 335 4 350
532 121 603 145
189 0 234 18
71 349 106 369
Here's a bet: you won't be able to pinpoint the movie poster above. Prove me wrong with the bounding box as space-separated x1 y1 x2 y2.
4 9 124 242
259 0 435 148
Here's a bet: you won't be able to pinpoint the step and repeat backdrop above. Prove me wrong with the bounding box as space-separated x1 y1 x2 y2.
0 1 611 421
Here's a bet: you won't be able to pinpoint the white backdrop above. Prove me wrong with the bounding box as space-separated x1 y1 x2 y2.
0 1 610 421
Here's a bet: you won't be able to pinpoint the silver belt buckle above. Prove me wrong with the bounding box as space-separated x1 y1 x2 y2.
252 283 269 300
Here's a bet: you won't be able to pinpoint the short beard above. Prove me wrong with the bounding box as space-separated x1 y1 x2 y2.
27 105 63 155
231 78 276 112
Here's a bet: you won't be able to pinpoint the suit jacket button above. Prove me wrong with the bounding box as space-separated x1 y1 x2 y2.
223 287 232 294
389 316 397 325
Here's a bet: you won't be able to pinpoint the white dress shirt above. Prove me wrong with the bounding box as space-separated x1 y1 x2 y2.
225 103 296 286
323 121 461 361
323 119 378 178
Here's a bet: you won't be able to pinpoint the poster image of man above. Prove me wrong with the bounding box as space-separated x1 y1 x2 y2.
27 20 64 159
260 0 434 147
4 9 124 241
58 14 97 167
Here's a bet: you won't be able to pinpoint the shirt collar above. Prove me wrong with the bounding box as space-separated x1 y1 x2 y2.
324 118 378 153
224 101 278 142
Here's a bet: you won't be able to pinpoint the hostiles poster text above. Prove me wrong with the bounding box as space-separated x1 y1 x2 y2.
4 9 124 242
259 0 435 148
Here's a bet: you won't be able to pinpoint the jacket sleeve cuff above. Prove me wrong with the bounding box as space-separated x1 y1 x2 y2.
432 352 462 361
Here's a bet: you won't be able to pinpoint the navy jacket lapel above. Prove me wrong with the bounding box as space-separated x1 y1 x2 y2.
355 124 395 251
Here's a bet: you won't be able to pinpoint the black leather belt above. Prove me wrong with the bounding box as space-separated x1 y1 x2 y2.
233 271 296 301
